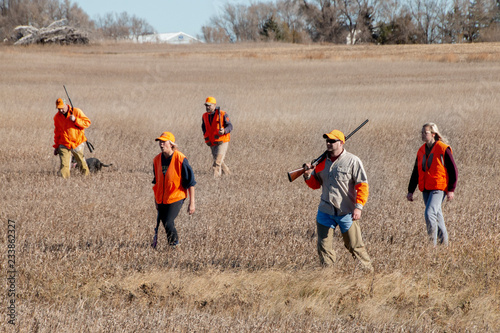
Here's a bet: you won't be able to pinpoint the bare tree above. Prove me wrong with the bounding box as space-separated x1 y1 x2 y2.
201 2 277 42
479 0 500 40
300 0 345 43
277 0 309 42
202 25 231 43
408 0 442 43
439 0 466 42
94 11 154 40
465 0 497 41
377 11 419 44
1 0 91 41
439 0 497 42
378 0 406 23
338 0 377 44
130 16 154 41
60 0 93 29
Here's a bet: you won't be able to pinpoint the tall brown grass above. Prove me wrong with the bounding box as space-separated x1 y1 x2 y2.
1 42 499 332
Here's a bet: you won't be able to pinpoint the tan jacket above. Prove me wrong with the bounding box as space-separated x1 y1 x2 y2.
306 149 369 216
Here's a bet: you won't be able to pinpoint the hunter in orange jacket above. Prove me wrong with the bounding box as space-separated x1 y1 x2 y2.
53 98 91 178
53 102 90 150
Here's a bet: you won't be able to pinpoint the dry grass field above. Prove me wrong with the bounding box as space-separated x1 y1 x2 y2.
1 41 500 332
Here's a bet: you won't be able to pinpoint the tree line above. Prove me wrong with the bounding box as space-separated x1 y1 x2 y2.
0 0 155 42
202 0 500 44
2 0 499 44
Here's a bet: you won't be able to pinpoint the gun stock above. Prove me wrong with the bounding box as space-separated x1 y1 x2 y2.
287 167 306 182
288 152 327 182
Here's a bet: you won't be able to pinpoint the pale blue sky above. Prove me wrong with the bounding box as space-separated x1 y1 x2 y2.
75 0 247 38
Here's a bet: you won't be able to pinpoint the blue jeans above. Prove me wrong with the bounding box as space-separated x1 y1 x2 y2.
422 190 448 246
315 210 373 270
316 209 353 233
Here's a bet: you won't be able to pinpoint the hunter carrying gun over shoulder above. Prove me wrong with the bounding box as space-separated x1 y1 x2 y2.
53 98 91 178
303 129 373 272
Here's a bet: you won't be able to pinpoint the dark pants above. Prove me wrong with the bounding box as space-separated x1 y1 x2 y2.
157 200 184 246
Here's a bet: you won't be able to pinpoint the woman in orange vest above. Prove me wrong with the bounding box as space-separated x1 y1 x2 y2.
407 123 457 246
152 132 196 249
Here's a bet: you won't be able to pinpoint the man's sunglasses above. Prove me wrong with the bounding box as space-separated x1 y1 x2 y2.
326 139 340 144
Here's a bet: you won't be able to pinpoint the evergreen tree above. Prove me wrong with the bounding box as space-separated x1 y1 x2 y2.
260 15 285 40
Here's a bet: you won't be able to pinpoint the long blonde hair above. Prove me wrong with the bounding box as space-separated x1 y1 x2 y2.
423 122 447 144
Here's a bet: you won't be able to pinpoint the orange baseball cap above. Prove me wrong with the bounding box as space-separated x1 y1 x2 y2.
155 132 177 144
56 98 65 108
323 130 345 143
205 96 216 105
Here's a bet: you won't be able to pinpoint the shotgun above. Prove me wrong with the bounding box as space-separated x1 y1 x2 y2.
63 85 94 153
287 119 369 182
63 85 74 110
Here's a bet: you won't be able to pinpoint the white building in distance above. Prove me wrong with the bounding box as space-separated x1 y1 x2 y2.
137 32 202 44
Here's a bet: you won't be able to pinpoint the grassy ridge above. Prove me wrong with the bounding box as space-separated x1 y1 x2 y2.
1 43 499 332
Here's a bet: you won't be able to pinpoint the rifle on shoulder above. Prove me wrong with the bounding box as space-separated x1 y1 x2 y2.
287 119 369 182
63 85 94 153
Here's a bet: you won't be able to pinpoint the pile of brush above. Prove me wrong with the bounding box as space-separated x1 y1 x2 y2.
11 19 89 45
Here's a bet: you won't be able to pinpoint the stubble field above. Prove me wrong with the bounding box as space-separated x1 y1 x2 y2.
1 42 499 332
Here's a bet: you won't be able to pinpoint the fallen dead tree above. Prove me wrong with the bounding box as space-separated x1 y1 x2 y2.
12 19 89 45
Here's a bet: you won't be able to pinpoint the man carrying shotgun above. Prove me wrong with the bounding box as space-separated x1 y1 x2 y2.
53 98 91 178
303 129 373 272
202 96 233 177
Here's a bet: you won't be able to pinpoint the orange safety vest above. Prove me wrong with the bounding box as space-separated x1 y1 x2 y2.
202 109 230 146
152 151 188 204
417 141 451 192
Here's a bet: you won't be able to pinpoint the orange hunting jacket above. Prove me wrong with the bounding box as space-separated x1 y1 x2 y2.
202 109 230 146
153 151 188 205
417 141 451 192
53 106 90 149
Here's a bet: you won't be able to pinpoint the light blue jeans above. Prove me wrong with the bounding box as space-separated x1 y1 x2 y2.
422 190 448 246
316 209 353 233
316 210 373 270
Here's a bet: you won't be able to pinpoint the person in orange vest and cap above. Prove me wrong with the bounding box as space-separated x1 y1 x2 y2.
303 129 373 272
152 131 196 249
407 123 457 246
53 98 91 178
202 96 233 177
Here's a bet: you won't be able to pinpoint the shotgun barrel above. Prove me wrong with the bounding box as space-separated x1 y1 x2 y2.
63 85 74 109
63 85 95 153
